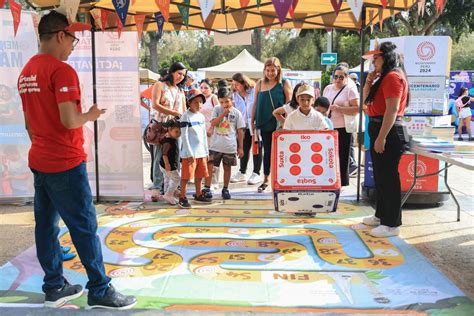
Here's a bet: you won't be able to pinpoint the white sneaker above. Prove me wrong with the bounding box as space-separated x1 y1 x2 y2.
163 193 177 205
363 215 381 226
370 225 400 238
230 171 247 183
247 172 261 185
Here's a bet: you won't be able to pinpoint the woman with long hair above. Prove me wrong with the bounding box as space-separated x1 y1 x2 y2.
361 41 410 238
230 73 263 185
251 57 292 192
456 87 473 141
150 62 187 201
322 63 360 187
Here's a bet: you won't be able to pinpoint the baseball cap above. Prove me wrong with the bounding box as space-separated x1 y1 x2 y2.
186 88 205 104
349 73 359 80
296 84 315 98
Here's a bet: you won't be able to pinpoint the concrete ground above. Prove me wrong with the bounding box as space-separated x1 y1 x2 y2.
1 152 473 314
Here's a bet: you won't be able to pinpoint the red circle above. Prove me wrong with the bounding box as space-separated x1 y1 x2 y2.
289 143 301 153
311 142 322 152
312 165 324 175
290 166 301 176
289 154 301 164
311 154 323 164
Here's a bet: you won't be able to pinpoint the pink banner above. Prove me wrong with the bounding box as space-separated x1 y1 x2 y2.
134 15 146 40
272 0 292 26
330 0 343 16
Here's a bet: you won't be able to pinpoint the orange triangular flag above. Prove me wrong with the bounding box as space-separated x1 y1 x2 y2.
134 15 146 40
155 0 170 22
115 14 122 38
8 0 21 36
100 9 110 32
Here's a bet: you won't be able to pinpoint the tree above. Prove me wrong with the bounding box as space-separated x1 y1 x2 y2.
451 33 474 70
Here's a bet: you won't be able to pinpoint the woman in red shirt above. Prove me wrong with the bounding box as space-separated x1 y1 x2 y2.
361 41 410 238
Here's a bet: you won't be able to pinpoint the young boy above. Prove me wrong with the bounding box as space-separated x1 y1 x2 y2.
160 120 182 205
283 84 329 131
204 87 245 200
314 96 334 130
179 89 210 208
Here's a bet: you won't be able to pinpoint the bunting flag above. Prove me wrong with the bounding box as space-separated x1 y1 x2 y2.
115 13 123 38
198 0 215 22
60 0 80 22
100 9 110 31
325 27 333 33
206 29 212 36
90 9 102 30
435 0 444 13
256 0 261 8
272 0 292 26
154 12 165 39
178 0 190 27
240 0 250 8
368 10 374 33
417 0 425 16
347 0 363 22
155 0 170 22
289 0 299 18
31 13 40 39
330 0 343 16
176 30 180 36
8 0 21 36
134 15 146 40
380 0 388 8
265 27 271 35
0 0 5 8
378 8 383 31
112 0 130 28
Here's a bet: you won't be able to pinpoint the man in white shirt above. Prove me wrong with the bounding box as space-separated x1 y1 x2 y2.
283 83 329 131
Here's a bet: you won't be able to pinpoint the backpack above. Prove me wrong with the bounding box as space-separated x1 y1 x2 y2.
144 119 169 145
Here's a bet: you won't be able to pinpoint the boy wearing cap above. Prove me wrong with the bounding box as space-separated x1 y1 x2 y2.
283 84 329 131
179 89 210 208
17 11 136 309
204 87 245 200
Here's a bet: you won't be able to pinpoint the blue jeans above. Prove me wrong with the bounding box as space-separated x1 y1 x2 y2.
151 144 163 190
32 162 110 297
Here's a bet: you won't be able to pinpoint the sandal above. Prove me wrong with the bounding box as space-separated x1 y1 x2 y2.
258 183 269 193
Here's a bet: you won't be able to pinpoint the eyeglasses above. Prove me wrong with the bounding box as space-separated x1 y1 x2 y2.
333 75 345 80
42 30 80 48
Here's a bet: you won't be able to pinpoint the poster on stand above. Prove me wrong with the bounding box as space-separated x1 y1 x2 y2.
282 71 322 97
0 10 37 200
406 76 449 115
69 31 144 199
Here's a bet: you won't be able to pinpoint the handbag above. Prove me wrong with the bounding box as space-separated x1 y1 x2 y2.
343 113 365 133
328 85 346 119
144 119 169 145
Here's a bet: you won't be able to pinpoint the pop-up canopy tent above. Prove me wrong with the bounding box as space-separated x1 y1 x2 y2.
23 0 417 201
198 49 278 79
139 67 160 84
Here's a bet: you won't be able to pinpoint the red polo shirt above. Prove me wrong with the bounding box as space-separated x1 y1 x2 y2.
18 54 86 173
367 71 408 117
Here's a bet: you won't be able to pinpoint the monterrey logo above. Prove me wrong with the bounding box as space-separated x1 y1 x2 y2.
408 160 426 177
416 41 436 61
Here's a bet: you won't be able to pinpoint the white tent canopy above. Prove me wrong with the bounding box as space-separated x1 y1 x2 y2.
139 67 160 84
198 49 267 79
349 59 372 73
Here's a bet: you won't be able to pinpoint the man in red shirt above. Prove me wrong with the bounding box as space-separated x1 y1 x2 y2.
18 11 136 309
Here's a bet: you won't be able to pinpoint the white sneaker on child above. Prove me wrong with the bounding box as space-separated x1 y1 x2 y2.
362 215 381 226
230 171 247 183
369 225 400 238
163 193 177 205
247 172 261 185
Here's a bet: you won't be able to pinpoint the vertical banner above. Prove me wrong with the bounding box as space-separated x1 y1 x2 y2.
68 32 144 199
0 10 37 200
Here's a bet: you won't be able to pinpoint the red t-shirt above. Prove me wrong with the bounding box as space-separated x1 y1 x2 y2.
18 54 86 173
367 71 408 117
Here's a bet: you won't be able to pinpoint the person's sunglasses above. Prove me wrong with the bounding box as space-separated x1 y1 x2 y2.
333 75 345 80
42 30 80 48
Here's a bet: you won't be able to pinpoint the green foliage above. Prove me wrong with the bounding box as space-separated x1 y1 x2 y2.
321 65 335 93
451 33 474 70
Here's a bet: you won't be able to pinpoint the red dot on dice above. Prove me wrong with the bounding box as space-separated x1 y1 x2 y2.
290 154 301 164
289 143 301 153
311 154 323 164
312 165 323 175
311 142 322 152
290 166 301 176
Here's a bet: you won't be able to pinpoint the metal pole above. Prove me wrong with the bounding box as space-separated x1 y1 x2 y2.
91 20 100 203
356 6 366 202
326 30 332 71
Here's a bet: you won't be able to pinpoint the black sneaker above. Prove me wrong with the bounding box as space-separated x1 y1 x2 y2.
86 284 137 310
44 280 84 308
202 187 213 199
194 193 212 203
178 197 191 208
221 188 231 200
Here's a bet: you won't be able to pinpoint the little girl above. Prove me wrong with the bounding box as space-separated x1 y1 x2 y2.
456 87 474 141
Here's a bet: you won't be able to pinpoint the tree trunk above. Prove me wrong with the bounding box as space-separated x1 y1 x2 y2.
254 29 262 60
148 33 159 72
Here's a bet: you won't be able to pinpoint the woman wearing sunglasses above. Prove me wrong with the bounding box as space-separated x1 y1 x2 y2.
361 41 410 238
322 63 360 187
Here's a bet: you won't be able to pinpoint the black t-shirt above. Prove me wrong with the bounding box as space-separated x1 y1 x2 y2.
461 96 471 108
160 138 179 171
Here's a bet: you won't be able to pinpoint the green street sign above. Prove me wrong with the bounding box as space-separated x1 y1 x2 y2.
321 53 337 65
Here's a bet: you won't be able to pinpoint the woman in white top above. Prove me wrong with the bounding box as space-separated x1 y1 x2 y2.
150 62 187 201
199 78 219 139
230 73 262 185
323 63 360 186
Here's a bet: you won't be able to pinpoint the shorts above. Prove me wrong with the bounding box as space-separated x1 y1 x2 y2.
459 107 472 119
208 150 237 167
181 157 209 180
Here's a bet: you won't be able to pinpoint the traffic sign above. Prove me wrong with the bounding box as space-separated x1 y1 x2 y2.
321 53 337 65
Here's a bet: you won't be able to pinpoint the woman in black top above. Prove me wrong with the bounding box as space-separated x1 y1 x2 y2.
457 87 474 141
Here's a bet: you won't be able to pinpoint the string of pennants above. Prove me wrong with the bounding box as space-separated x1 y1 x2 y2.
1 0 446 38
